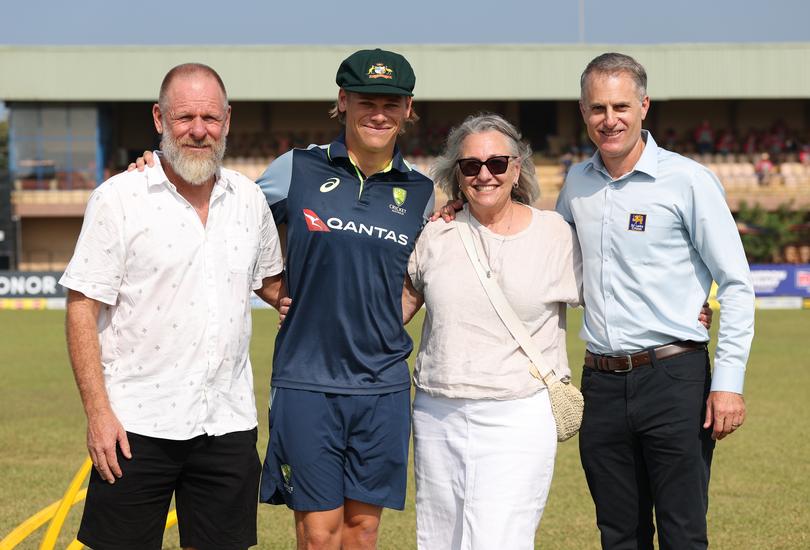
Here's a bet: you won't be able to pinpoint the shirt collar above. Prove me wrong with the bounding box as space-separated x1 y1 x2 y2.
325 132 412 173
147 151 233 192
584 129 659 180
634 130 659 178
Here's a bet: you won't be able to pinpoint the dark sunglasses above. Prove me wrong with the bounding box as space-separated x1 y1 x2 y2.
457 155 517 177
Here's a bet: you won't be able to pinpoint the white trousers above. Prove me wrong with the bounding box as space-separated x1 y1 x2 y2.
413 389 557 550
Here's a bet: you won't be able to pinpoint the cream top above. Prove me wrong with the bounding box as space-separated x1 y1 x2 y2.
408 204 582 400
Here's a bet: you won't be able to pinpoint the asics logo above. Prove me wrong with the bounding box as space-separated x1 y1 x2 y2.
320 177 340 193
302 209 330 232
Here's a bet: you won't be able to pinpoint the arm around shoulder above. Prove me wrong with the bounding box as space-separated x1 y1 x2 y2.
254 273 286 310
402 274 424 325
403 234 427 324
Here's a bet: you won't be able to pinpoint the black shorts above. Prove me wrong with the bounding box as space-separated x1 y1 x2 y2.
78 428 260 550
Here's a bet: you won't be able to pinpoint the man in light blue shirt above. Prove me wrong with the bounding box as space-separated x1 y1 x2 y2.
556 53 754 550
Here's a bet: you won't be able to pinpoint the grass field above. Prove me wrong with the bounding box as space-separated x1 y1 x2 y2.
1 308 809 549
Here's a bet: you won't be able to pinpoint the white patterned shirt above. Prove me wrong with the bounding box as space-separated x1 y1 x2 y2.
60 155 283 439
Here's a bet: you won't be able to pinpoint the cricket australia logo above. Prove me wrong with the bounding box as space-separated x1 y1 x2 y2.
320 177 340 193
389 187 407 215
368 63 393 79
281 464 294 493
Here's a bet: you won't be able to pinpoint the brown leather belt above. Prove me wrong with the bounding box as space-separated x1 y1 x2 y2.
584 341 707 372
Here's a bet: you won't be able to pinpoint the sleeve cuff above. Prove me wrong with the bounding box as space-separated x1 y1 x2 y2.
709 364 745 394
59 275 118 306
251 265 283 291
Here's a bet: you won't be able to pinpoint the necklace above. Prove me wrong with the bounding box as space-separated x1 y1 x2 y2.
469 203 514 278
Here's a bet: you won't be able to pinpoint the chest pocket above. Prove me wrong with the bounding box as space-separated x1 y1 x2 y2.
614 207 685 265
225 227 259 274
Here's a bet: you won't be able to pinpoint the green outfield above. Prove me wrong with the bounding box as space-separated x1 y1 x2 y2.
1 308 808 549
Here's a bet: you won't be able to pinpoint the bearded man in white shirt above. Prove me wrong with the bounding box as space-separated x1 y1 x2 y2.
61 63 284 550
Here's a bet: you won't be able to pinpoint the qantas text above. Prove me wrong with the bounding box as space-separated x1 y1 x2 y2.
326 217 408 246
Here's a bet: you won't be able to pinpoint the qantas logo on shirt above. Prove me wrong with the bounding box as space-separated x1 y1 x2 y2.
302 209 408 245
302 209 331 232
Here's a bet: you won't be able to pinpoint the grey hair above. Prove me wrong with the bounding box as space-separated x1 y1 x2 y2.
158 63 229 114
431 113 539 205
580 52 647 102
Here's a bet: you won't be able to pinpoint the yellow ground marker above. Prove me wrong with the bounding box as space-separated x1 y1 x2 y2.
0 490 86 550
38 457 93 550
1 457 178 550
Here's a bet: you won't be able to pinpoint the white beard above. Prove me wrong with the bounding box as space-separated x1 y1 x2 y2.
160 129 226 186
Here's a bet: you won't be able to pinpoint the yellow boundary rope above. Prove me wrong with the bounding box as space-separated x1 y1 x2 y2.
1 457 178 550
0 490 87 550
38 458 93 550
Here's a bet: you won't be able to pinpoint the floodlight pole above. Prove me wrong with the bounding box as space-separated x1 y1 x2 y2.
579 0 586 44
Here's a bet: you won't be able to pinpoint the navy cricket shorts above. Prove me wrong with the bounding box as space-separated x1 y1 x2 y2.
260 388 410 511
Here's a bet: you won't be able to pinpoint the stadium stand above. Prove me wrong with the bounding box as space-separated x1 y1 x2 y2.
3 44 810 272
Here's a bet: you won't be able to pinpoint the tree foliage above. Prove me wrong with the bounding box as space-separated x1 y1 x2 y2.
735 201 808 263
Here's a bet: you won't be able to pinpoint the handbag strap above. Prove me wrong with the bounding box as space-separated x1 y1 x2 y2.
456 210 560 386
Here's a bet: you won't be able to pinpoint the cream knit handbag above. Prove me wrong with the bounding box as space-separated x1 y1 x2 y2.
456 212 583 442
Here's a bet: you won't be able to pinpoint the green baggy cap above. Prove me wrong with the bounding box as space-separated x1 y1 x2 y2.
336 48 415 96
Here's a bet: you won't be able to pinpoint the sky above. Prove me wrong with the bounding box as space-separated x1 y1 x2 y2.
1 0 809 45
1 0 807 122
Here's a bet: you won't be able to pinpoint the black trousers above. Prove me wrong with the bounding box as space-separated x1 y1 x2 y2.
579 348 715 550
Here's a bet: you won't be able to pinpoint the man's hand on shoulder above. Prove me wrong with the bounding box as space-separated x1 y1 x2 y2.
704 391 746 441
126 150 156 173
86 408 131 483
429 199 464 222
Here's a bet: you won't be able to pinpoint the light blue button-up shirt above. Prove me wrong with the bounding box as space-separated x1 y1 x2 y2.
556 131 754 393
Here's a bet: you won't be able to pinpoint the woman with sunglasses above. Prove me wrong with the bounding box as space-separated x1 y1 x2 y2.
402 113 582 549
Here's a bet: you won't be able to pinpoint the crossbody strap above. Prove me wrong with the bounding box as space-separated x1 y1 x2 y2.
456 210 560 386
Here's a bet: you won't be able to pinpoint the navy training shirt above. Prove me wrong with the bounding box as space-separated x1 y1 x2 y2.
258 135 435 394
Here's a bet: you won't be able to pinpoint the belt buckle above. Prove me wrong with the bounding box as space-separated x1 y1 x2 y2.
613 354 634 373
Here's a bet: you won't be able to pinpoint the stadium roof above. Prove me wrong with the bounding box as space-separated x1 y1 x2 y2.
2 43 810 102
